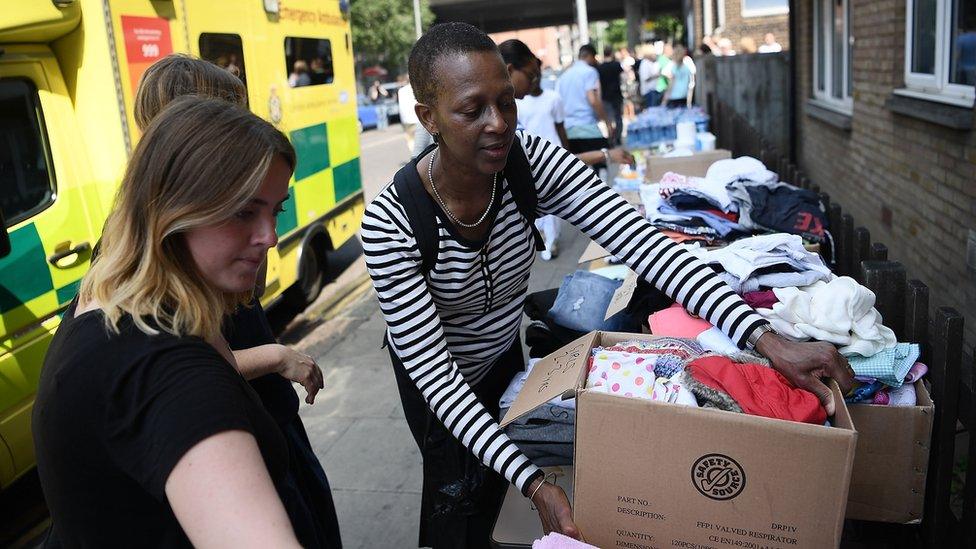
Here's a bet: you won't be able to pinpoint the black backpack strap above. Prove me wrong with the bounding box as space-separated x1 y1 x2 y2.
505 136 546 251
393 143 440 276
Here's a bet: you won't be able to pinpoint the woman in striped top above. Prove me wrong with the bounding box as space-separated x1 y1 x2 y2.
362 23 853 548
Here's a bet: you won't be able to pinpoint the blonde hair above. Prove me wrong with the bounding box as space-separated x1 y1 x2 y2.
134 53 247 130
80 96 295 341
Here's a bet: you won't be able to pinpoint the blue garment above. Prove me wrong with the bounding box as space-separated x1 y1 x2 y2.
845 380 885 403
848 343 920 388
657 204 748 238
643 90 663 109
556 60 600 130
547 270 639 333
668 62 691 100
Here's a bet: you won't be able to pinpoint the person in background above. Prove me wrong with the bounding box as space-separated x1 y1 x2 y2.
504 50 635 260
597 46 625 144
758 32 783 53
661 44 696 109
639 44 663 109
717 37 737 56
556 44 616 165
618 46 639 119
288 60 311 88
368 79 388 102
398 78 420 153
739 36 758 55
310 57 331 84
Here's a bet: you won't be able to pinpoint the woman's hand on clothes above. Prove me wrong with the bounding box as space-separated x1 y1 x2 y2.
276 345 325 404
530 478 581 539
755 332 854 416
609 147 635 166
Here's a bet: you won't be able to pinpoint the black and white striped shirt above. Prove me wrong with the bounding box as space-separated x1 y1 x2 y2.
361 133 771 495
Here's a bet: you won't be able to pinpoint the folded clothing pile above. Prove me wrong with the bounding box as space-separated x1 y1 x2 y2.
756 276 898 357
687 233 834 293
708 156 828 242
500 359 576 467
845 361 927 407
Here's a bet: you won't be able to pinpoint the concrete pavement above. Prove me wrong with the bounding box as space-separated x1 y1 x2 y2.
288 125 594 548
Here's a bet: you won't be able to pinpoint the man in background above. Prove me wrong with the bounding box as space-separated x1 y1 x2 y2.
556 44 616 163
597 47 624 144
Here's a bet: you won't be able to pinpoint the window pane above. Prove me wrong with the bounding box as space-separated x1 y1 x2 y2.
741 0 789 13
847 0 853 96
199 33 247 87
0 80 55 227
950 0 976 85
832 0 844 98
816 0 825 92
911 0 937 74
284 37 334 87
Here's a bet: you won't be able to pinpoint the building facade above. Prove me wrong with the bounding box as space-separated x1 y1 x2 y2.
793 0 976 342
691 0 790 52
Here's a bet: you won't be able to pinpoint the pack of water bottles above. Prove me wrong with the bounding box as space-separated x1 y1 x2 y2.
625 107 710 150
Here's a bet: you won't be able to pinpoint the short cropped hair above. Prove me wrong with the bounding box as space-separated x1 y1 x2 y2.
497 39 536 70
578 44 597 58
408 22 499 105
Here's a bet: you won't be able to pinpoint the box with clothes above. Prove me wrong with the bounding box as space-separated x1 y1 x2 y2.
644 148 731 183
500 331 857 549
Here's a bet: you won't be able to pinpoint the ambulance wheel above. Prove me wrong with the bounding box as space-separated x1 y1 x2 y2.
286 235 329 307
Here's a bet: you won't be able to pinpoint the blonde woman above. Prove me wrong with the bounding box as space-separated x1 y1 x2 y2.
33 97 309 547
128 53 342 548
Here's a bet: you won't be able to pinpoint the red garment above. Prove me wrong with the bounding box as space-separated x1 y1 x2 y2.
705 209 739 222
687 356 827 424
742 290 779 309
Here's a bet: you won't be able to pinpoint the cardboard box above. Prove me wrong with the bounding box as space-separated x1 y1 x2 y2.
846 381 934 523
491 466 576 549
645 149 732 182
502 332 858 549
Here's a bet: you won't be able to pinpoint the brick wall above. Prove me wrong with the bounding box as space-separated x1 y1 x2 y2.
794 0 976 345
692 0 790 52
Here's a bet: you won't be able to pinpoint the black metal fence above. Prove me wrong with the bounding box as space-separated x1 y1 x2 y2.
709 99 975 547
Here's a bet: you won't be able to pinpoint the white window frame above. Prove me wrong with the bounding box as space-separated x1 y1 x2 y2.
740 0 789 18
901 0 975 106
704 0 714 36
703 0 727 35
812 0 853 114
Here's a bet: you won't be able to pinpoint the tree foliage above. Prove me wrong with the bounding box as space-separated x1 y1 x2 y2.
349 0 435 73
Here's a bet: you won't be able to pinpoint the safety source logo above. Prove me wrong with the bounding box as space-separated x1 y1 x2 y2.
692 454 746 500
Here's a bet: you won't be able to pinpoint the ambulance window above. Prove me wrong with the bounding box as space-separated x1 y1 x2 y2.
0 79 55 227
284 37 333 87
199 33 247 87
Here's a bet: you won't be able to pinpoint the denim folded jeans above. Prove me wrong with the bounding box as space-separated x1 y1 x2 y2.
547 270 639 333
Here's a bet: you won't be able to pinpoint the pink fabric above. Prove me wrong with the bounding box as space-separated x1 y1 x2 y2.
649 303 713 338
742 290 779 309
532 533 599 549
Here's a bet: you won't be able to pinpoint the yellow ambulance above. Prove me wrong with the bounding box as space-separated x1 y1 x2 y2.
0 0 364 488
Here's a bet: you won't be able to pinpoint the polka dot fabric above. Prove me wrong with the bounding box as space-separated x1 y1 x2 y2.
586 339 700 406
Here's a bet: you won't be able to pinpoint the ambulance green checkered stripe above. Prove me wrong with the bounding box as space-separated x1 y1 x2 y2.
56 279 82 305
333 159 362 203
290 123 330 181
0 223 54 314
276 191 299 238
